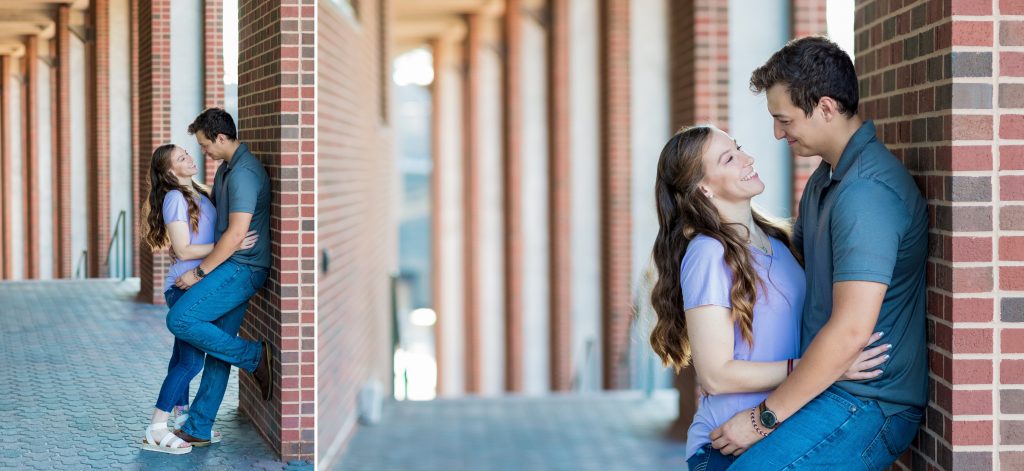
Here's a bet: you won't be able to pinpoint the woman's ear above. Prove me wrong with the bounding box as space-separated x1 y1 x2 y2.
699 186 714 199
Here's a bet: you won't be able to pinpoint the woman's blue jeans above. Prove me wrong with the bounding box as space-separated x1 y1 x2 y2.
687 444 736 471
154 286 206 412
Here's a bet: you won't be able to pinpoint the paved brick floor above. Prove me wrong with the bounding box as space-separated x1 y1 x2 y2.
0 279 313 470
336 391 687 471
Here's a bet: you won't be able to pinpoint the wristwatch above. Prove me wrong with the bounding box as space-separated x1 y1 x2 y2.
195 266 208 279
758 400 781 429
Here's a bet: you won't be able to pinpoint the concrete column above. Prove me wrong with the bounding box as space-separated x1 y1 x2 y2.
110 0 134 278
599 0 631 390
88 0 112 277
569 0 602 392
520 8 550 394
23 36 39 279
202 0 224 184
463 13 482 393
53 6 72 278
547 0 572 392
1 56 12 278
728 0 791 217
503 0 524 393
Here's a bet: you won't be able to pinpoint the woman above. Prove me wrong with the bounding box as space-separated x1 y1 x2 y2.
139 144 257 454
648 125 888 470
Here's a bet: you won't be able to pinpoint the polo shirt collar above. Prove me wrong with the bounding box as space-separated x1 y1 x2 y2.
829 120 876 182
226 142 250 171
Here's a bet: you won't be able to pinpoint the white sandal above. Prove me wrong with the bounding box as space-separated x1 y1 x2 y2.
141 422 192 454
170 411 222 443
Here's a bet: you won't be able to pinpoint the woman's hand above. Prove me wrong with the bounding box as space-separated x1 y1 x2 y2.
237 230 259 251
840 331 890 381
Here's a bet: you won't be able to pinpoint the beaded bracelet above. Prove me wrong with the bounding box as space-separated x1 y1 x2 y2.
749 407 769 437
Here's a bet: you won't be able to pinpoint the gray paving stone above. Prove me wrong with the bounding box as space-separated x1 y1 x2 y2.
336 392 688 470
0 279 314 471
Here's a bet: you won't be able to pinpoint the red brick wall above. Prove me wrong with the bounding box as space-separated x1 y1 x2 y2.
317 0 393 466
53 8 73 278
1 56 11 278
136 0 173 303
666 0 729 435
789 0 826 215
203 0 224 185
599 0 632 390
88 0 112 278
23 36 39 279
237 0 317 462
669 0 729 132
547 0 572 392
503 0 525 392
856 0 1024 468
463 12 482 393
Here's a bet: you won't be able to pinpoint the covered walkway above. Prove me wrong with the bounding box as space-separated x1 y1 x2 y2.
336 391 686 470
0 280 313 470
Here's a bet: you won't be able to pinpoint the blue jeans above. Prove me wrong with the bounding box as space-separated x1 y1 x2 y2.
687 443 735 471
166 260 268 439
730 386 923 471
154 287 206 412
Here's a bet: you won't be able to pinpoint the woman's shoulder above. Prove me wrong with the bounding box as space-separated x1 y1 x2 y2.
685 234 726 257
162 189 186 208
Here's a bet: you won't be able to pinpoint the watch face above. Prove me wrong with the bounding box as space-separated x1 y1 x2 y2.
760 410 778 429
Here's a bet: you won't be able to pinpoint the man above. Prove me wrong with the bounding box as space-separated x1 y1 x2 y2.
166 108 274 446
711 36 928 470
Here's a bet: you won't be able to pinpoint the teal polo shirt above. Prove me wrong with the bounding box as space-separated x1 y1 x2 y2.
212 142 272 269
794 121 929 416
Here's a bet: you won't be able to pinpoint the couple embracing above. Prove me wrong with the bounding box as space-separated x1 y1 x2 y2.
651 37 928 471
138 108 275 454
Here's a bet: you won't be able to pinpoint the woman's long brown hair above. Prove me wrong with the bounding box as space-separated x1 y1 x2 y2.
141 144 211 249
649 125 798 371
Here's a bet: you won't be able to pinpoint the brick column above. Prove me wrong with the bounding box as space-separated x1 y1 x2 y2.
88 0 111 278
599 0 631 390
54 6 72 278
856 0 1024 468
1 56 11 279
503 0 524 392
668 1 729 131
463 13 482 393
666 0 728 426
547 0 572 392
137 0 173 303
237 0 316 461
789 0 826 215
430 37 446 394
203 0 224 185
22 37 39 279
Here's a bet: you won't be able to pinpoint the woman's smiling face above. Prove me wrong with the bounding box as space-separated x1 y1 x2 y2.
698 128 765 203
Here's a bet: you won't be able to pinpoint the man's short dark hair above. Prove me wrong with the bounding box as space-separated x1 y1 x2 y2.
750 36 859 118
187 108 237 141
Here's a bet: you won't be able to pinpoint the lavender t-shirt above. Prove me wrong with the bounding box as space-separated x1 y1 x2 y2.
162 190 216 291
682 234 805 459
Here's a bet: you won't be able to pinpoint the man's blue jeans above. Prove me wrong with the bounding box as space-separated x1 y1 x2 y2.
154 287 205 412
730 386 922 471
166 260 268 440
